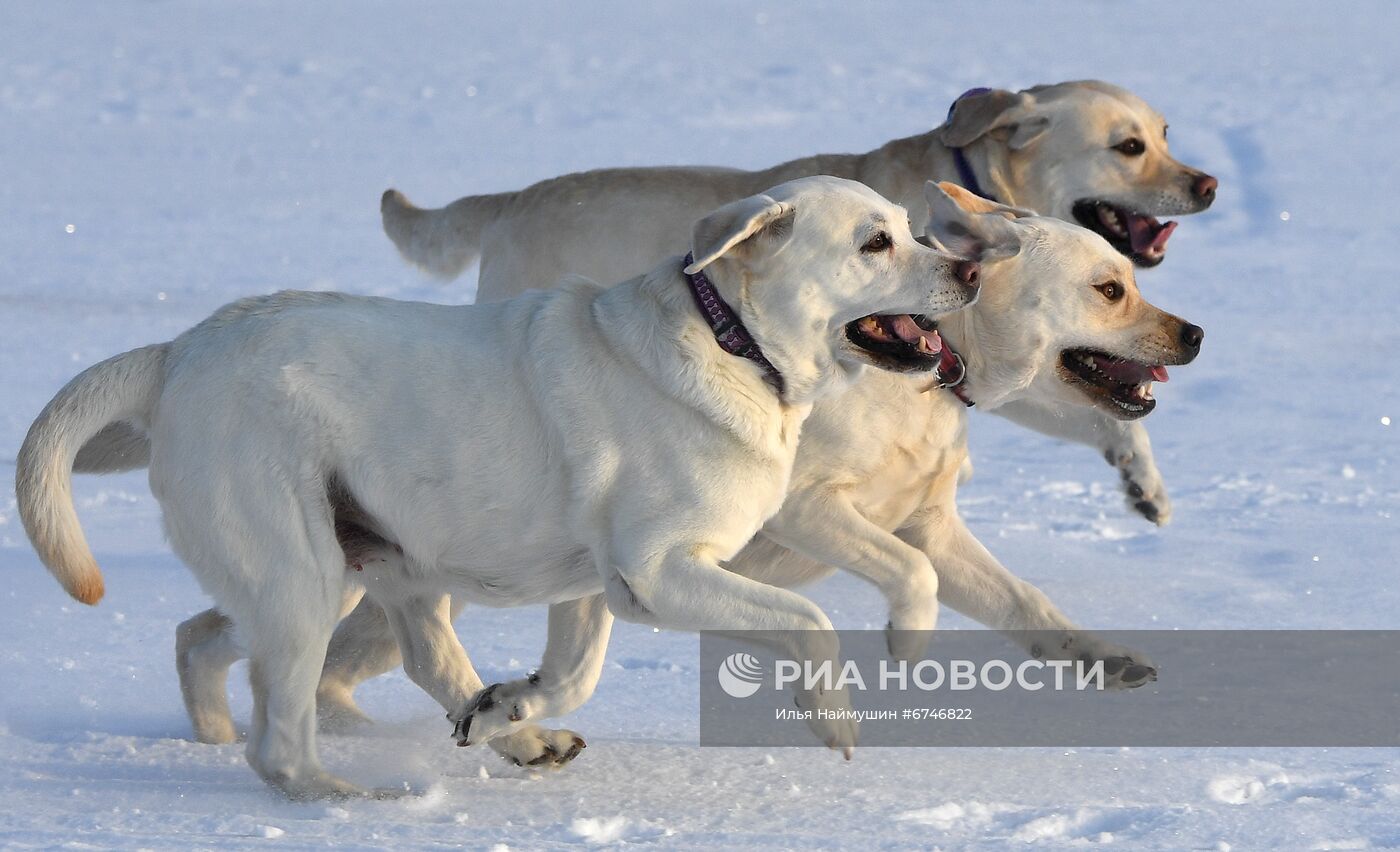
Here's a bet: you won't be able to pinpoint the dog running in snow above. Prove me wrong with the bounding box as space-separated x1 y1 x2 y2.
17 176 979 798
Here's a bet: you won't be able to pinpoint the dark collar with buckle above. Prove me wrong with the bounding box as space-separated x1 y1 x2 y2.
682 253 785 396
947 87 998 204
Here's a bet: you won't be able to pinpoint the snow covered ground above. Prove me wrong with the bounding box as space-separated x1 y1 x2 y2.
3 1 1400 847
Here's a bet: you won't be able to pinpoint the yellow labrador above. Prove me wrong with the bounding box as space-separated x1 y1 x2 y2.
384 80 1217 525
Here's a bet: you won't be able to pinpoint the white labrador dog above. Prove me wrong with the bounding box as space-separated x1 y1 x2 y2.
172 182 1203 764
16 176 978 799
383 80 1218 524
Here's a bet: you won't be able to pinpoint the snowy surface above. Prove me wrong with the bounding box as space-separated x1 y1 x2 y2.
3 2 1400 848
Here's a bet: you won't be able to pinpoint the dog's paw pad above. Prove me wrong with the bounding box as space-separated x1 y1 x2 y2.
1133 499 1162 523
1121 663 1157 686
1091 655 1157 689
519 735 586 767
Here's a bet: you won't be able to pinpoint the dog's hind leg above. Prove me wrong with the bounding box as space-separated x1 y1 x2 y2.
374 592 590 768
158 459 379 798
176 608 244 744
239 568 369 799
450 593 610 755
177 586 366 743
316 592 464 731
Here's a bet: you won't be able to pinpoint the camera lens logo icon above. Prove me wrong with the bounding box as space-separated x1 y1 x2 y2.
717 652 764 698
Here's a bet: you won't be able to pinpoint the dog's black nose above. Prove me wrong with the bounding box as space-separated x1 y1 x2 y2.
1192 174 1218 203
1180 322 1205 350
954 260 980 289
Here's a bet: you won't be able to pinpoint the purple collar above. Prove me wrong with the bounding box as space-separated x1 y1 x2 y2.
947 87 998 204
682 253 785 395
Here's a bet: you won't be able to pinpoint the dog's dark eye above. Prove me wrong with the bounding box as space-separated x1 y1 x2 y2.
1095 281 1125 302
1114 138 1145 157
861 232 892 253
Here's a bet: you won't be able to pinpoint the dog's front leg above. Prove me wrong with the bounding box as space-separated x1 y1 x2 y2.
376 593 588 767
596 541 857 757
989 399 1171 525
760 488 939 662
897 513 1156 689
450 594 610 762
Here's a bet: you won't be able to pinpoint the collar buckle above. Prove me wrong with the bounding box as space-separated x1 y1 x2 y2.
935 350 966 390
925 349 974 407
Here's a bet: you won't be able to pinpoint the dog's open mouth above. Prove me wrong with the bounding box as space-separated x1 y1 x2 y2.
1073 200 1177 268
1058 348 1169 418
845 314 943 372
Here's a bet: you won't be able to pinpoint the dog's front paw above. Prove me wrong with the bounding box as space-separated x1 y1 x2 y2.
451 681 538 746
884 569 939 663
1028 630 1157 690
794 685 858 759
1106 447 1172 526
886 621 935 664
1092 653 1157 689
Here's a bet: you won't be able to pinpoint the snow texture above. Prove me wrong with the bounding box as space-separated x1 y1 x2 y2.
3 1 1399 848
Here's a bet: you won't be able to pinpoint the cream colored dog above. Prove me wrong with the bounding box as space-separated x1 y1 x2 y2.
384 80 1218 524
17 177 979 798
172 182 1202 766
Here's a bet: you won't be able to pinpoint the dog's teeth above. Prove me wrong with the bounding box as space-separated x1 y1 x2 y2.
917 336 934 354
1098 205 1126 235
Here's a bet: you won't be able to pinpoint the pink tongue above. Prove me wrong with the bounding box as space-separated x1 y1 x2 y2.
889 315 942 353
1126 215 1177 254
1095 357 1169 384
1095 356 1152 385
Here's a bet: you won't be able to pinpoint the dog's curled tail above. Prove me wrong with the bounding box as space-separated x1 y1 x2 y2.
381 188 507 280
16 343 169 605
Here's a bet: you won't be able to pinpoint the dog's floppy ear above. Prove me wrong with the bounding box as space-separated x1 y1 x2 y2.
685 194 796 274
922 181 1023 263
931 181 1036 220
938 88 1050 151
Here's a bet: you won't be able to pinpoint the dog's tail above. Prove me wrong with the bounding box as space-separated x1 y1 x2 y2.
381 188 509 280
16 343 169 605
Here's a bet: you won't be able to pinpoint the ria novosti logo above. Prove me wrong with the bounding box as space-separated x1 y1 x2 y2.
717 652 765 698
717 653 1111 698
